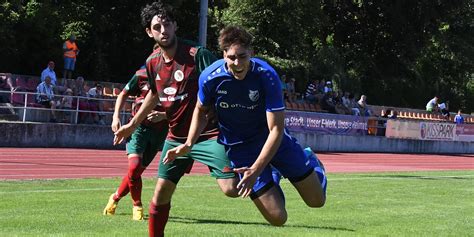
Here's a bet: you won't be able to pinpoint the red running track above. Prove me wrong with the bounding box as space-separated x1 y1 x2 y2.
0 148 473 180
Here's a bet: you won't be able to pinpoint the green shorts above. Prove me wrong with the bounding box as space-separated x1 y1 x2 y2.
158 139 235 184
126 124 168 167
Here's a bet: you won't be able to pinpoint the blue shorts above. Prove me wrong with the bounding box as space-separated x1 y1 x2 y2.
225 133 314 197
64 57 76 71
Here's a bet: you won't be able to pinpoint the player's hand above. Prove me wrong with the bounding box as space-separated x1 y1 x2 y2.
111 117 121 133
163 144 191 164
233 167 258 198
147 110 166 123
113 122 136 145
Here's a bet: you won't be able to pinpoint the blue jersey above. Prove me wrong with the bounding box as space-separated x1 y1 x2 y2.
199 58 285 146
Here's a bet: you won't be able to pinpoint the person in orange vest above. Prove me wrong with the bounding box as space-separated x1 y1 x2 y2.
63 34 80 81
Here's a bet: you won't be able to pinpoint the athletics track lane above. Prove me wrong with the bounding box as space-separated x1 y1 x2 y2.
0 148 473 180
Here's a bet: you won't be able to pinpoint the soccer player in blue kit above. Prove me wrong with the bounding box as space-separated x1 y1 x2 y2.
165 25 327 226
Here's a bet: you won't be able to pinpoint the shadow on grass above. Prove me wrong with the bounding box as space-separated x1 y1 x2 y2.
169 216 354 232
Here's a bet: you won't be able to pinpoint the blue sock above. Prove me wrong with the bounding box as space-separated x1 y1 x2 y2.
304 147 327 194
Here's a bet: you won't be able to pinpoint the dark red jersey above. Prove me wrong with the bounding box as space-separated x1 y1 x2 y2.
146 39 217 142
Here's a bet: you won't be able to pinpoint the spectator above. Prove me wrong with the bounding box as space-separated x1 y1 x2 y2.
357 94 372 116
334 91 351 114
304 78 319 103
438 102 450 120
323 80 333 93
317 79 325 93
87 83 105 125
36 76 58 122
59 88 74 122
0 73 14 103
388 109 397 119
63 34 80 80
348 93 361 115
40 61 57 86
321 91 337 113
426 96 439 113
454 110 464 124
286 77 297 103
72 76 90 123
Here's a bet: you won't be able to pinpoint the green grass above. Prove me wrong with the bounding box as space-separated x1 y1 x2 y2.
0 171 473 237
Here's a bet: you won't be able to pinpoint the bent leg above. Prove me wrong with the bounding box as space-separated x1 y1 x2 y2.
216 177 239 198
127 155 146 207
291 171 325 207
252 185 287 226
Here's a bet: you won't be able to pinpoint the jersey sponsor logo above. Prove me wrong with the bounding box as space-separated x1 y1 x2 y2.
159 93 188 102
155 73 161 81
174 70 184 82
219 102 229 108
163 87 177 95
217 90 227 94
249 90 259 102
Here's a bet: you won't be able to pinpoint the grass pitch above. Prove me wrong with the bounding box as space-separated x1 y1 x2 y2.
0 170 473 236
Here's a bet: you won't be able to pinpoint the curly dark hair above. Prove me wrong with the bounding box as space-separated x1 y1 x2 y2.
141 1 176 29
218 26 253 51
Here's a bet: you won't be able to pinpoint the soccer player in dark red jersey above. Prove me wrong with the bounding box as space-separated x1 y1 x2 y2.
113 2 239 236
103 66 168 221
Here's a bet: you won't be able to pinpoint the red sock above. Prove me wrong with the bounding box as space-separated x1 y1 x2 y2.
113 176 130 202
149 202 170 237
128 156 146 206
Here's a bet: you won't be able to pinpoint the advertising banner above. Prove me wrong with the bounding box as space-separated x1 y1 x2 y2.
455 124 474 142
419 122 456 141
285 111 368 135
385 120 421 140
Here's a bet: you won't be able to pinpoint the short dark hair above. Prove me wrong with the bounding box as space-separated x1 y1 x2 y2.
141 1 176 29
218 26 253 51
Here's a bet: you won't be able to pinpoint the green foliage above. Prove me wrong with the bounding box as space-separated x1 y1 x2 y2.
0 0 472 111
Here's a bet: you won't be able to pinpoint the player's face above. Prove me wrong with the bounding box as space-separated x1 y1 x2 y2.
146 15 177 49
223 44 251 80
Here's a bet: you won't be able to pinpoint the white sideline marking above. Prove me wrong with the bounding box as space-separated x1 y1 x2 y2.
1 174 472 194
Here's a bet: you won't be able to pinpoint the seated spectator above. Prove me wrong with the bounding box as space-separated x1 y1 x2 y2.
59 88 74 122
0 73 14 103
71 76 90 123
36 76 58 122
317 79 325 93
454 110 464 124
388 109 397 119
426 96 439 113
286 77 297 103
347 93 360 115
323 81 333 93
321 91 337 113
87 83 105 125
40 61 57 86
438 102 450 120
334 91 351 115
304 79 319 103
357 95 372 116
381 109 392 118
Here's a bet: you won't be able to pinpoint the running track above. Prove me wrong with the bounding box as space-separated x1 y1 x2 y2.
0 148 473 180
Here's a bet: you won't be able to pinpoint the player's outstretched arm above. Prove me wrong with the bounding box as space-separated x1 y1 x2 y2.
234 110 285 198
163 101 209 164
113 90 158 145
111 90 129 133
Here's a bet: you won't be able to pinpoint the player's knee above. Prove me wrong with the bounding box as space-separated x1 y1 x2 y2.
153 180 176 204
306 196 326 208
221 186 239 198
268 211 287 226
